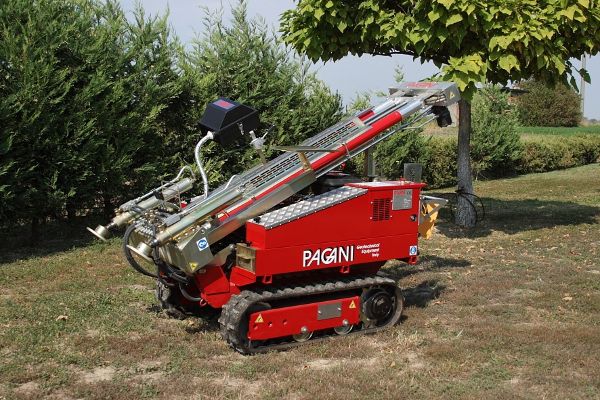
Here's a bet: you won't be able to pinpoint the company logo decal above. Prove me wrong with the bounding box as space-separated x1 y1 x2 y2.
196 237 209 251
302 243 382 267
302 245 354 267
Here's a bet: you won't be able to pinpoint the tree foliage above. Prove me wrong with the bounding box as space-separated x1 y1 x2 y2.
515 79 582 127
281 0 600 99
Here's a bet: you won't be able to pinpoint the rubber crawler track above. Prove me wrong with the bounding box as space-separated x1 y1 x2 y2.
218 274 403 354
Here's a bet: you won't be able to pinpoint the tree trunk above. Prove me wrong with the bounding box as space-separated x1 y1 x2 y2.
66 201 77 221
103 195 114 220
31 217 40 244
363 147 377 180
455 99 477 227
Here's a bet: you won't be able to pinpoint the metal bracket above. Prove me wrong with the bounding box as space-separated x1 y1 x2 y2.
420 195 449 222
317 302 342 320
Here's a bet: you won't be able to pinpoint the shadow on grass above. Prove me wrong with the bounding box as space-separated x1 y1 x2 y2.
402 280 446 308
432 196 600 239
384 255 470 309
383 255 471 280
146 304 222 333
0 215 109 264
183 316 221 334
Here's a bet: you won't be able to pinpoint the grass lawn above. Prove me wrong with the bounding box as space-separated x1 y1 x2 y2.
1 164 599 399
517 125 600 137
424 124 600 139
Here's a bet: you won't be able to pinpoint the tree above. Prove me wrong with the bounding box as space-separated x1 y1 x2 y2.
516 79 583 127
0 0 342 240
280 0 600 227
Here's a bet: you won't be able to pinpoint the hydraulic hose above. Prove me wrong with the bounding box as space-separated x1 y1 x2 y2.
179 282 203 302
123 224 189 285
151 244 189 286
122 224 158 278
156 266 176 288
439 190 486 226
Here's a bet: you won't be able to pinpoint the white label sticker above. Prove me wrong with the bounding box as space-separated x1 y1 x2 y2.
196 237 209 251
409 245 418 256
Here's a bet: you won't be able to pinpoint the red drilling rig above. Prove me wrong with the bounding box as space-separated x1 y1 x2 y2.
88 82 458 353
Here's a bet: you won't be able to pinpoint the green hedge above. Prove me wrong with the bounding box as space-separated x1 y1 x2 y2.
518 135 600 174
423 138 458 189
421 134 600 189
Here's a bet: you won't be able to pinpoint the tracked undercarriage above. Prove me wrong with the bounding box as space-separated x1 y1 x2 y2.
219 274 402 353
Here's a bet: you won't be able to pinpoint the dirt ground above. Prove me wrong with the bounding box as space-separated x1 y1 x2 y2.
1 164 599 399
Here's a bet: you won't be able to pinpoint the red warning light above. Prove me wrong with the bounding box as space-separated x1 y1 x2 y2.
214 99 235 109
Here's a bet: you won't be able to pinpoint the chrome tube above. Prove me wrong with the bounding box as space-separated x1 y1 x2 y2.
121 165 195 210
87 177 195 241
114 177 195 227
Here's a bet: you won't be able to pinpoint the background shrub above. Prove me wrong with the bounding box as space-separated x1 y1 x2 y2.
421 135 600 188
422 138 458 189
516 79 582 127
0 0 186 232
470 86 522 178
375 129 429 179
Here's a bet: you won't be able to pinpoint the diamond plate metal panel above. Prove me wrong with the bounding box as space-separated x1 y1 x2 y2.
255 186 367 229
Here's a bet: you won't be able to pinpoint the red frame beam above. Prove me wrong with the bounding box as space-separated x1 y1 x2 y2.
247 296 361 341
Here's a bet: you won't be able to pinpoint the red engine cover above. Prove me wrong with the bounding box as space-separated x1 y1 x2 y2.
244 181 424 277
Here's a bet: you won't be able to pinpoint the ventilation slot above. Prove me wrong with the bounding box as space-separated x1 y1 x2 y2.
372 198 391 221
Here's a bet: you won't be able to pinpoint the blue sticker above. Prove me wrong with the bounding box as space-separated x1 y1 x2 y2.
196 238 209 251
409 245 418 256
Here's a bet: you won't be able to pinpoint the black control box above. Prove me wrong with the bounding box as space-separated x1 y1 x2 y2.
199 98 260 146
